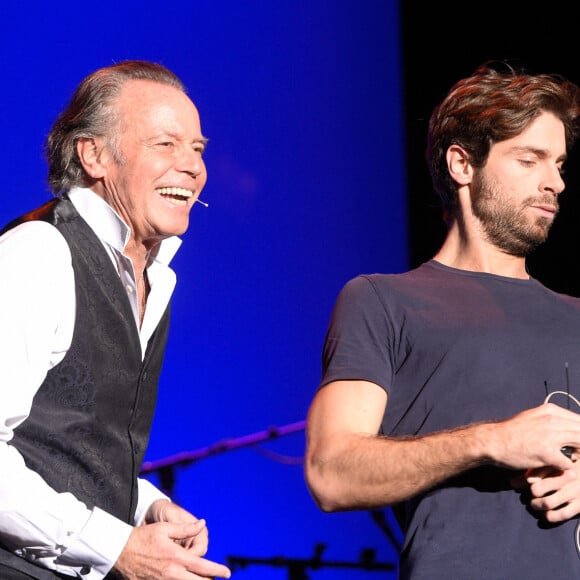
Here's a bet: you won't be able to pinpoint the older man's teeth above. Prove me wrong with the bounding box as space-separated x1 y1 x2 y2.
157 187 193 206
157 187 193 198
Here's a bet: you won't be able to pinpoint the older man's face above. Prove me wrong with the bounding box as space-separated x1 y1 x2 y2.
98 79 208 250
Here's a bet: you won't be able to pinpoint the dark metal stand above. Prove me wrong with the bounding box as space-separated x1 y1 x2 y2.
227 543 396 579
140 421 401 577
140 420 306 496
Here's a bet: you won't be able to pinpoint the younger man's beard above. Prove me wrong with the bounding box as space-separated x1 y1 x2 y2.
471 171 558 257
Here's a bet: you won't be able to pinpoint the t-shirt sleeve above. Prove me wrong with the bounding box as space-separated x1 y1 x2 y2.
319 275 394 394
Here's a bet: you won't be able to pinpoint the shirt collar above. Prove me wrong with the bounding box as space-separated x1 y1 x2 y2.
67 186 182 266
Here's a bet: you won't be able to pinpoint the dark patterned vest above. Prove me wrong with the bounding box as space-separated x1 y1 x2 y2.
0 195 170 577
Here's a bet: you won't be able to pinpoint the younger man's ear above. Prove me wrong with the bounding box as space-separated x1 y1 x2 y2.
446 144 473 186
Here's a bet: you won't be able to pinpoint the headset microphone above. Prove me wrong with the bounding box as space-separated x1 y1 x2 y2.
195 198 209 207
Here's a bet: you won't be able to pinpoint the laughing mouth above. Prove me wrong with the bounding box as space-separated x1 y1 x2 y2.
157 186 193 206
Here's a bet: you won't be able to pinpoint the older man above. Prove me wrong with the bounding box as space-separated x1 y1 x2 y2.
0 61 230 580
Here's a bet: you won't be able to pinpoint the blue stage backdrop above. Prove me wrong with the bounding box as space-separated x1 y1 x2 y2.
1 1 407 577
